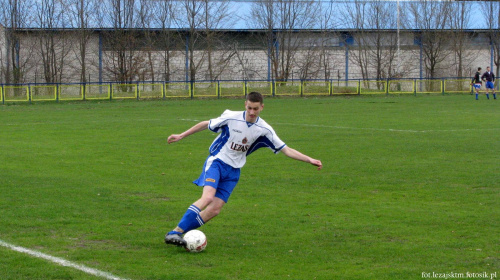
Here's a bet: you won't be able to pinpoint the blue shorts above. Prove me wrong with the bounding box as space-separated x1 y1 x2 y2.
473 83 481 90
193 156 241 203
485 81 494 89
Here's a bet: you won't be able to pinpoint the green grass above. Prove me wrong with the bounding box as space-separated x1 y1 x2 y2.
0 95 499 280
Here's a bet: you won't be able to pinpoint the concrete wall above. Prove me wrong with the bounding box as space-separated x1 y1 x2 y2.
0 29 496 84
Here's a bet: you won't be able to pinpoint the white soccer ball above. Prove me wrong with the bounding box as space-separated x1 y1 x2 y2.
184 230 207 253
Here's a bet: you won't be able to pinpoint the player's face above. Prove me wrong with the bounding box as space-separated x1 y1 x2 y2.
245 101 264 123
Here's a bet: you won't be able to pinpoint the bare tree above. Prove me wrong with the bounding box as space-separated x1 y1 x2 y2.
34 0 72 83
201 0 236 81
178 0 204 82
151 0 179 82
0 0 35 84
448 1 476 78
341 0 400 81
137 0 156 81
340 0 370 80
250 0 320 82
366 1 399 80
101 0 147 83
404 0 453 79
316 1 343 81
65 0 97 83
481 1 500 79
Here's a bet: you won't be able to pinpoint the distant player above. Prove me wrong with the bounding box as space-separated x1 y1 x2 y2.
481 66 496 100
471 67 482 100
164 92 323 247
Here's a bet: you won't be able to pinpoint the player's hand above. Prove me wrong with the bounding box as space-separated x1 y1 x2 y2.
310 159 323 170
167 134 183 144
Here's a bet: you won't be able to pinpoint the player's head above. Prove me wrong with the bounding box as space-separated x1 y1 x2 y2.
245 92 264 123
478 67 482 71
247 92 263 104
486 66 490 71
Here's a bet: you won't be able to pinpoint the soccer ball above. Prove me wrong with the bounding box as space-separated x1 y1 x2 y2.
184 230 207 253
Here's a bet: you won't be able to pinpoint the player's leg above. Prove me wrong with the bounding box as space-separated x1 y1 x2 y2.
193 186 218 211
475 85 480 100
197 166 239 223
199 197 226 223
165 186 218 246
170 186 216 234
485 82 491 99
164 158 239 247
165 158 222 247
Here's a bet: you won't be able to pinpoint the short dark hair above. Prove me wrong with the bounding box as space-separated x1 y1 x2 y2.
247 92 263 104
478 67 482 71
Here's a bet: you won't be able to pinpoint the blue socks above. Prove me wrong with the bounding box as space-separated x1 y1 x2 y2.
475 93 497 100
176 205 205 233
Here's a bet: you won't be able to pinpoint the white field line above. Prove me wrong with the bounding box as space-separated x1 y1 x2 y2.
0 239 129 280
274 122 500 133
179 118 500 133
3 118 497 133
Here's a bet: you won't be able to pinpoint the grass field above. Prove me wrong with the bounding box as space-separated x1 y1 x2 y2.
0 95 498 280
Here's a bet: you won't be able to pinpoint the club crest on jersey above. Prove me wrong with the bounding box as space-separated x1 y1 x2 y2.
242 137 248 144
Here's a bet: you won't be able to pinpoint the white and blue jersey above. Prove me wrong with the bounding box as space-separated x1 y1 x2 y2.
207 110 286 169
192 110 286 202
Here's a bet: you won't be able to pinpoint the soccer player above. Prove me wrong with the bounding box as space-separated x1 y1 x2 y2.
164 92 323 247
481 66 496 100
471 67 482 100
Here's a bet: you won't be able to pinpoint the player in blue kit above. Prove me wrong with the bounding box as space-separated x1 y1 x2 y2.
471 67 482 100
164 92 323 247
481 66 496 100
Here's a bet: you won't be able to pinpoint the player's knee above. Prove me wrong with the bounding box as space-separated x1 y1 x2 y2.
200 195 215 206
207 207 221 217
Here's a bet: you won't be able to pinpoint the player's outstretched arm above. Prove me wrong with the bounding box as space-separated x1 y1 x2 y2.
167 120 209 144
281 146 323 170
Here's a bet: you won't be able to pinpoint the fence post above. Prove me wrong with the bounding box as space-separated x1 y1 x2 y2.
1 85 4 105
136 82 140 100
272 80 275 97
244 80 247 97
386 79 389 96
190 81 194 99
163 81 166 100
217 81 220 99
28 84 32 104
300 80 303 97
414 79 417 97
442 79 445 96
82 83 86 101
109 83 113 101
357 80 361 95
